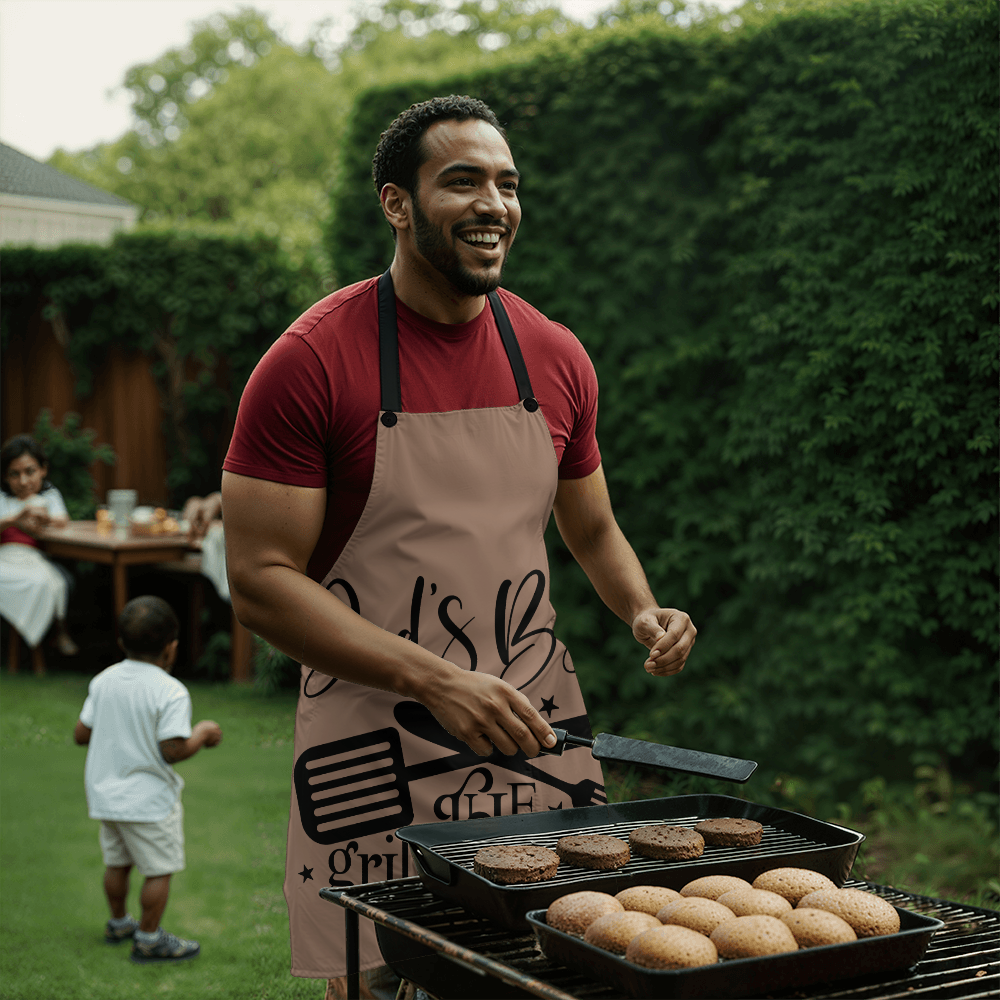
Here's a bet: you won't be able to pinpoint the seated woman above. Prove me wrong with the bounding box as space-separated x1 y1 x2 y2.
0 435 79 674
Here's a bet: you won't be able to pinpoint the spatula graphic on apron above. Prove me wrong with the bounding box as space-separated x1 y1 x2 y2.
293 726 502 845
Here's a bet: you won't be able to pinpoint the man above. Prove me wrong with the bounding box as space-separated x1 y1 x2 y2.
222 95 696 991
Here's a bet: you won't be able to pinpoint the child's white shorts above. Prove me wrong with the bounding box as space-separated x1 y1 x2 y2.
98 800 185 876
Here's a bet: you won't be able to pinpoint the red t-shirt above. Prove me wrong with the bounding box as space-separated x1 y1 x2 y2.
224 277 601 580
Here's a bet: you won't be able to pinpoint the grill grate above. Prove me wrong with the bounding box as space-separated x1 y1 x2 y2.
426 814 833 887
324 878 999 1000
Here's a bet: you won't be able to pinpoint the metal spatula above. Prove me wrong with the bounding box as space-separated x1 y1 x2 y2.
538 729 757 783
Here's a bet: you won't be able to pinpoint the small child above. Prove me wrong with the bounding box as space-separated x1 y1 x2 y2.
74 595 223 963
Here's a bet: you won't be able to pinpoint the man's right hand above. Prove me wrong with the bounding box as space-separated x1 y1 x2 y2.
416 669 557 758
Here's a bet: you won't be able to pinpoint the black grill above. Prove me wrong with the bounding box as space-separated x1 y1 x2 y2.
322 878 1000 1000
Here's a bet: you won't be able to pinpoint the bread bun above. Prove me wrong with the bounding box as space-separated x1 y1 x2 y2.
753 867 838 905
782 908 858 948
716 887 793 918
710 915 799 958
547 891 624 936
584 911 662 954
797 888 900 937
656 896 736 936
615 885 682 915
626 924 719 969
680 875 752 900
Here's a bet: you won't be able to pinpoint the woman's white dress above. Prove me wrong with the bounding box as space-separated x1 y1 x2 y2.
0 488 69 647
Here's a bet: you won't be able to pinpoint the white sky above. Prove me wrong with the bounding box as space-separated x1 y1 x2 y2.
0 0 742 162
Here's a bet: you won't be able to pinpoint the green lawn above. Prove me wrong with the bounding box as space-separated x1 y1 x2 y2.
0 672 323 1000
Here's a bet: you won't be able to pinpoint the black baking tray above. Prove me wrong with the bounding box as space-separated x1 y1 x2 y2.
396 794 865 930
526 904 944 999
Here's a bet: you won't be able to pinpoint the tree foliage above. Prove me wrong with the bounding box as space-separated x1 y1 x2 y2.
328 0 998 808
30 409 116 520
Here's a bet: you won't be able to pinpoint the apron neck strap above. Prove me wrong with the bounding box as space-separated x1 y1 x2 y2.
377 269 538 415
488 289 536 407
378 269 402 414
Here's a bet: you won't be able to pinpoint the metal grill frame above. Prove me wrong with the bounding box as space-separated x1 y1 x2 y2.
321 878 1000 1000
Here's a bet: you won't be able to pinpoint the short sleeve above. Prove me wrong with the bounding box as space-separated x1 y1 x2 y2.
45 488 68 519
156 685 192 743
79 684 95 728
223 334 333 489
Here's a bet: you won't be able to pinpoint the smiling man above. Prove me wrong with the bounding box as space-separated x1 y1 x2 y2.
221 95 696 995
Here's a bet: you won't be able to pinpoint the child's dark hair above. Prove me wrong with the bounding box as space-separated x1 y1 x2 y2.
118 596 179 659
0 435 52 495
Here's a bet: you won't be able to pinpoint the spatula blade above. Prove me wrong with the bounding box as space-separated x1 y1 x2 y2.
592 733 757 783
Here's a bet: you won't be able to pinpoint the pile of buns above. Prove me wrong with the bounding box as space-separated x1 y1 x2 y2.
544 867 901 970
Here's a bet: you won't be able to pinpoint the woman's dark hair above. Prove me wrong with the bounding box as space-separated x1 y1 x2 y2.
372 94 507 198
0 435 52 495
118 595 179 659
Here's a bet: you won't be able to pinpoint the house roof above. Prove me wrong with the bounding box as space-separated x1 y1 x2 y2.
0 141 136 208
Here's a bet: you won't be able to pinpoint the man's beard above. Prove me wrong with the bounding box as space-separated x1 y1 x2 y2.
411 195 511 297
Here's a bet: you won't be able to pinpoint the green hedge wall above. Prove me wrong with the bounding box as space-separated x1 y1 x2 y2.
1 231 321 503
327 0 998 807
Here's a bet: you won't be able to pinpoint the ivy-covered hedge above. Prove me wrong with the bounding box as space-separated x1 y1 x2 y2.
326 0 998 808
1 231 322 502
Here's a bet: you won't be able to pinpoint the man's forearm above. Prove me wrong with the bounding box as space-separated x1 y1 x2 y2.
230 561 461 705
563 518 659 627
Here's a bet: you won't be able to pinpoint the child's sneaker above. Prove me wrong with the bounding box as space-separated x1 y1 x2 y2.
130 928 200 963
104 914 139 944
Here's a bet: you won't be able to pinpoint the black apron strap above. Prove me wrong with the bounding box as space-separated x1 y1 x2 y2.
488 290 538 411
377 269 401 424
377 270 538 419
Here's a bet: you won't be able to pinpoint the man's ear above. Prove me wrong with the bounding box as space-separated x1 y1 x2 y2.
380 183 410 233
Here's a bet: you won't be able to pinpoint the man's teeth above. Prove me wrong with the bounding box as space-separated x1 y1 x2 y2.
461 233 501 245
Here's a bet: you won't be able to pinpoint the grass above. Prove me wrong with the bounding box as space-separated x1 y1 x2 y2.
3 674 997 1000
0 672 323 1000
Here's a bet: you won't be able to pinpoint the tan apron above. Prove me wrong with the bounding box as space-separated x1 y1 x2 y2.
284 271 606 978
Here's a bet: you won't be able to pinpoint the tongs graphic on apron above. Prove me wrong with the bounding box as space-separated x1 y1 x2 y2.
293 703 606 845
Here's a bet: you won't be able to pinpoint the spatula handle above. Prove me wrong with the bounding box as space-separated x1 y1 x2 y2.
538 728 595 755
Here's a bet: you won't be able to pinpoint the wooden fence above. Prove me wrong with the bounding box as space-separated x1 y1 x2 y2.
4 300 175 506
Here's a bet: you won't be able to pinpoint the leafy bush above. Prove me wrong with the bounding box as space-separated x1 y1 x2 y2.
326 0 998 810
251 637 301 696
1 231 325 504
30 409 115 520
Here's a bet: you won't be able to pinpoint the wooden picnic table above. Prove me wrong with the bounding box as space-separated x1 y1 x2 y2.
35 520 252 681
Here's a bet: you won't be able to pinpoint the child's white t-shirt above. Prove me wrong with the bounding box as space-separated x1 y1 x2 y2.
80 659 193 821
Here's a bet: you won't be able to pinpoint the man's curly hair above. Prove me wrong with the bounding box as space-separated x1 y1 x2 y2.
372 95 507 197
